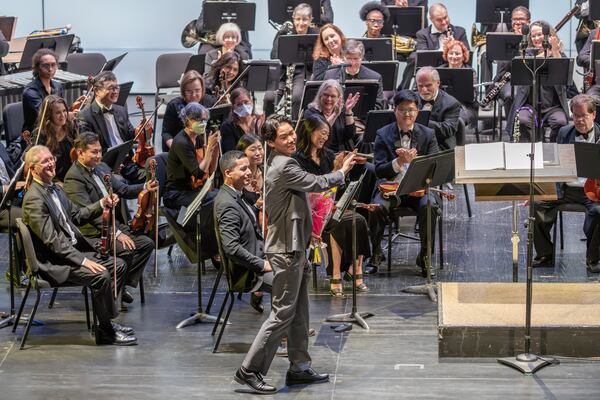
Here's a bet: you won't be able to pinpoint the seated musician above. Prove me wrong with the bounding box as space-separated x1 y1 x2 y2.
79 71 146 184
33 95 78 182
415 66 461 150
311 23 347 80
576 18 600 99
63 132 155 309
381 0 428 7
368 90 439 276
195 0 253 57
0 28 8 75
533 94 600 272
361 2 390 40
324 39 384 109
22 145 137 345
204 22 250 77
204 51 242 106
161 70 214 151
263 3 319 117
440 40 479 128
220 87 265 154
293 114 371 297
506 20 568 143
399 3 470 90
22 49 66 133
214 150 273 312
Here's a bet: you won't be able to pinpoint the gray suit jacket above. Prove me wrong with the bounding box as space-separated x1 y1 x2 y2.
265 151 344 254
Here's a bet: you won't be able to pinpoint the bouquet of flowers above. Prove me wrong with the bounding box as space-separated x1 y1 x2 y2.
308 189 336 265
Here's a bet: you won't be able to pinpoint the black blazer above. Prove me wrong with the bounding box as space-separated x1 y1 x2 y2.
577 27 596 69
22 180 103 285
22 78 65 132
80 101 135 152
419 89 461 150
373 121 439 180
324 65 385 110
63 161 143 238
557 123 600 145
304 106 357 152
214 185 264 292
416 24 470 51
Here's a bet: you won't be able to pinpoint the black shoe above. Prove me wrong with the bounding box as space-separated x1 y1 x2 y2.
586 260 600 273
250 293 264 314
95 330 138 346
234 367 277 394
285 368 329 386
121 290 134 304
532 255 553 268
111 322 135 336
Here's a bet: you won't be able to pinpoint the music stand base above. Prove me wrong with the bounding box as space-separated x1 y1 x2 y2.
402 283 438 302
176 312 225 329
326 312 374 330
0 315 13 329
497 353 555 374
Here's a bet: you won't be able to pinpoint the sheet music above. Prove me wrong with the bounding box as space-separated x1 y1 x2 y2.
464 142 505 170
504 142 544 170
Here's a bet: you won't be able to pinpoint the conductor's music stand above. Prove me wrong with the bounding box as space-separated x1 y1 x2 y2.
267 0 321 25
203 1 256 31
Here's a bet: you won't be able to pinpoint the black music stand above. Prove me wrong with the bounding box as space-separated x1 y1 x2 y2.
363 110 430 143
185 54 206 75
326 170 374 330
486 33 522 62
364 61 399 91
381 6 424 37
0 163 23 329
475 0 529 24
277 34 318 66
400 149 455 302
101 52 127 72
590 0 600 20
344 80 379 120
203 1 256 31
589 41 600 77
102 140 134 173
436 68 475 103
354 38 394 61
268 0 321 25
18 34 74 70
115 82 133 107
242 60 282 92
175 173 222 329
416 50 444 68
574 142 600 180
208 104 232 127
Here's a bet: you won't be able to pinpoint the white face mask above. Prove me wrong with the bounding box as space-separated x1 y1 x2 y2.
234 103 253 117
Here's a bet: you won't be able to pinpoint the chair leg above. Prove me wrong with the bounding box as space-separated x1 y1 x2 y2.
83 287 91 331
559 211 564 251
13 281 32 332
552 222 558 268
211 292 230 336
167 245 173 257
206 268 223 314
20 288 41 350
463 185 473 218
48 288 58 309
213 293 235 353
387 220 392 273
237 292 243 300
312 261 318 291
438 214 444 270
139 277 145 305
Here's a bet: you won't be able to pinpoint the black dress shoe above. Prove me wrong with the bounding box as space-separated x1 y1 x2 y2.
250 293 264 313
234 367 277 394
121 290 134 304
532 255 553 268
363 263 378 275
95 330 138 346
285 368 329 386
111 322 135 336
587 260 600 273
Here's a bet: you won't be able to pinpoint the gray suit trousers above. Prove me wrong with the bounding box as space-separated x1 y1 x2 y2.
242 251 311 375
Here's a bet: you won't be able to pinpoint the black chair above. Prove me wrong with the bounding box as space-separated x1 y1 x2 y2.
2 102 23 146
13 218 92 349
552 203 588 266
65 52 106 76
455 118 473 218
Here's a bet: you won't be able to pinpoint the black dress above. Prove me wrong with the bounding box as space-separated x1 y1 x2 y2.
293 149 371 274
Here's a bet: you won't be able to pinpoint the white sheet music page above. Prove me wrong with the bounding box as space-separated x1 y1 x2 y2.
504 142 544 170
464 142 505 170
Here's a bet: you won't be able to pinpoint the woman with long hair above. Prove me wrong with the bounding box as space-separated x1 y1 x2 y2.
205 51 243 106
311 23 347 80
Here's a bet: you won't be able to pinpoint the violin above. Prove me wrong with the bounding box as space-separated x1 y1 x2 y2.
584 178 600 202
131 159 158 234
132 96 155 168
191 128 220 190
378 182 456 200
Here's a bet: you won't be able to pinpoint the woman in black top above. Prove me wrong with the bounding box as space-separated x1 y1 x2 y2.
219 87 265 153
311 23 347 80
204 22 250 77
293 113 370 297
161 70 214 151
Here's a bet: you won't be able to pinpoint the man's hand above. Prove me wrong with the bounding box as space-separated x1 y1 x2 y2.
101 193 119 208
395 0 409 6
145 180 159 192
82 258 107 273
263 259 272 273
395 148 417 164
116 233 136 250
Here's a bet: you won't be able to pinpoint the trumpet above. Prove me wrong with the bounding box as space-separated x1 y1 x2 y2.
391 34 416 54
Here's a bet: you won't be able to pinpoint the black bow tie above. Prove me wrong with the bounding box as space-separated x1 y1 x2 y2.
400 130 412 137
45 183 59 194
577 130 592 140
101 107 114 115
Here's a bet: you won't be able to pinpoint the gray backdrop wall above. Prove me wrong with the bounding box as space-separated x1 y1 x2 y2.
3 0 580 93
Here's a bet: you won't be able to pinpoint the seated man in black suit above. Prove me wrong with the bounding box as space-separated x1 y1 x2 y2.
22 145 137 345
213 150 273 312
79 71 145 184
324 39 385 109
63 132 155 309
533 95 600 272
415 66 461 150
367 90 439 275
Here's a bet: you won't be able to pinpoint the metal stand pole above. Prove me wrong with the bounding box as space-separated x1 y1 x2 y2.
511 200 520 282
0 201 16 329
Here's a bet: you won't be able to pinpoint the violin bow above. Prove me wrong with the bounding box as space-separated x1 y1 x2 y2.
103 174 118 298
23 98 50 189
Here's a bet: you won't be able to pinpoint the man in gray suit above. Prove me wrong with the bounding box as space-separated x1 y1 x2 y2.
234 115 356 394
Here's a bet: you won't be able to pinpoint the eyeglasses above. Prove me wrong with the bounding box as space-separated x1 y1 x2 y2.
39 62 58 70
35 156 57 166
293 17 311 23
103 85 120 93
396 108 418 115
367 19 384 26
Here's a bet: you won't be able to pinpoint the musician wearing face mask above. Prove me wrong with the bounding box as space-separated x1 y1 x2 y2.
219 88 265 154
532 95 600 272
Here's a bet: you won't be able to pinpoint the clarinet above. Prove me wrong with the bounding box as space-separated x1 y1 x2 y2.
479 72 511 107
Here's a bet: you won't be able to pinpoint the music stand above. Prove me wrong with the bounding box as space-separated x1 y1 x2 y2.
381 6 424 37
326 170 374 330
416 50 444 68
185 54 206 75
354 38 394 61
277 34 318 65
436 68 475 103
175 173 221 328
590 0 600 20
364 61 399 91
475 0 529 24
344 80 379 120
115 81 133 107
400 149 455 302
486 33 522 62
203 1 256 31
103 140 134 173
511 57 573 86
364 111 430 143
268 0 321 25
0 16 17 41
574 142 600 180
0 163 24 329
101 52 127 72
208 104 232 128
18 34 74 70
589 41 600 75
242 60 282 92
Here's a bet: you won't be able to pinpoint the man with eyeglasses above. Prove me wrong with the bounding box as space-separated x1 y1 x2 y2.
80 71 146 184
22 48 65 133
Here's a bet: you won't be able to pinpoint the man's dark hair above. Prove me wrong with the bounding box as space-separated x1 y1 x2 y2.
393 90 420 107
261 114 293 142
74 131 100 150
93 71 118 91
32 48 58 77
219 150 246 175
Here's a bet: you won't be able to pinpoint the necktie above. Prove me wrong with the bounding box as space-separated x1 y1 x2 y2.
101 107 114 115
577 131 590 140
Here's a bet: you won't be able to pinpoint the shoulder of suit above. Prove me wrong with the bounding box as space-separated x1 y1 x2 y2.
414 122 434 136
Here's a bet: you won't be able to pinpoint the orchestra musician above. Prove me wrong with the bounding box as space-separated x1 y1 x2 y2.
506 20 568 143
381 0 428 7
368 90 439 276
195 0 253 57
361 2 390 40
311 23 347 81
161 70 215 152
292 113 371 297
22 145 137 346
234 114 355 394
79 71 146 184
576 19 600 99
204 22 250 77
204 51 243 106
63 132 155 309
532 94 600 272
219 87 265 154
